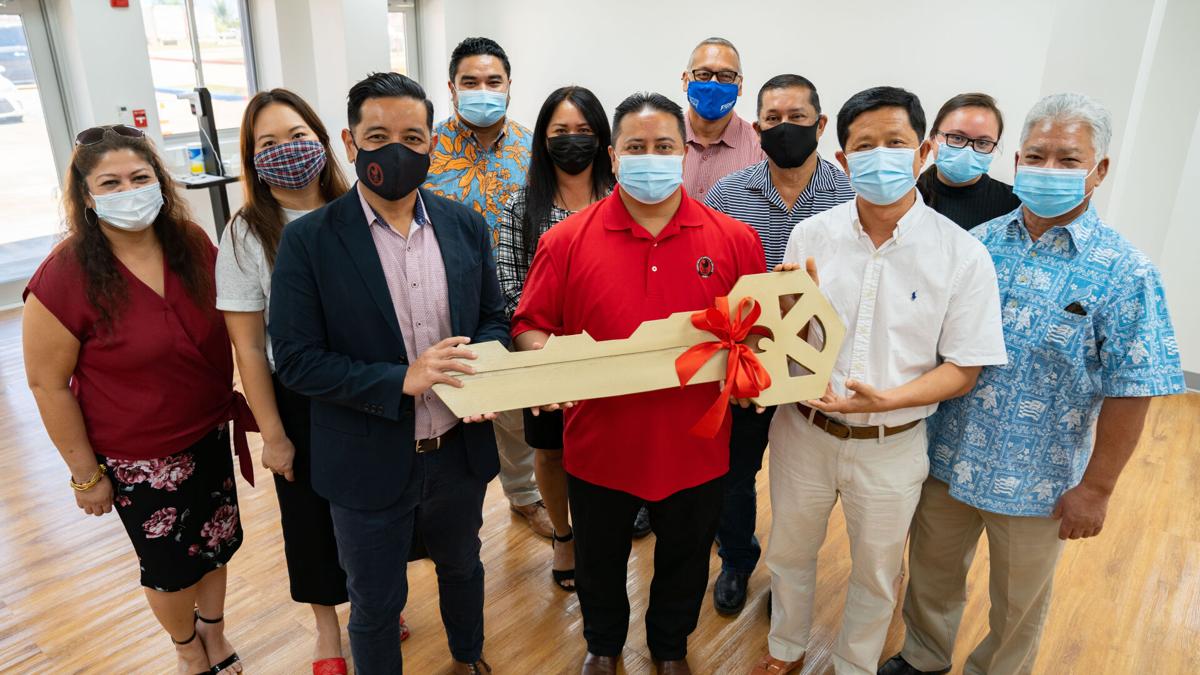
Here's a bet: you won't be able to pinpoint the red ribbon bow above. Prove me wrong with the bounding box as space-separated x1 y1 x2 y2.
229 392 259 486
674 296 773 438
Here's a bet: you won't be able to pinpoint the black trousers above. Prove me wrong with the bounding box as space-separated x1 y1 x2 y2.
273 374 349 606
568 474 724 661
716 405 777 573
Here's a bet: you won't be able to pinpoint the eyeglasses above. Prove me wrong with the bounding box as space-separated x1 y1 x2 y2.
690 69 740 85
937 131 997 154
75 124 146 146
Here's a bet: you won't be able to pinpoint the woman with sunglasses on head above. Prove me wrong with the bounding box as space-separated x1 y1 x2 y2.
23 124 253 675
495 85 615 592
215 88 409 675
917 92 1020 230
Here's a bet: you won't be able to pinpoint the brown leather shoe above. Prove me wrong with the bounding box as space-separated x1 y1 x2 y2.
453 658 492 674
582 652 618 674
748 653 804 674
653 658 692 674
511 500 554 538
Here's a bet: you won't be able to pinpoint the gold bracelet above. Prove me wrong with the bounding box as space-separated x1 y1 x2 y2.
70 464 106 492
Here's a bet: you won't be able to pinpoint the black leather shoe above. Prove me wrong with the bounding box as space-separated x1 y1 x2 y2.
877 654 950 675
713 569 750 616
632 505 652 538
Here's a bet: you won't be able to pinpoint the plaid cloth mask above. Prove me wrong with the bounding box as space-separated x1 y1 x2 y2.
252 139 327 190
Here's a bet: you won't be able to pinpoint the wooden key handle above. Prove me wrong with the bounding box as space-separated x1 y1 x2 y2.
432 271 844 418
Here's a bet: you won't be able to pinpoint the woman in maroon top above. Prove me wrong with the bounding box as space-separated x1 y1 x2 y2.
23 125 250 675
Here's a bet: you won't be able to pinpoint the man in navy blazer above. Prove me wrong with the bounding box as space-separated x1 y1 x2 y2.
270 72 507 675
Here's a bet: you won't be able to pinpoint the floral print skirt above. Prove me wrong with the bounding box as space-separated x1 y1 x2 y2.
102 426 243 592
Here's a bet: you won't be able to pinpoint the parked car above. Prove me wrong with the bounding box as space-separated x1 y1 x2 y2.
0 24 34 85
0 70 24 123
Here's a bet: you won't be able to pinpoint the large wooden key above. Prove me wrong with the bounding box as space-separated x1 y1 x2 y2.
432 270 845 418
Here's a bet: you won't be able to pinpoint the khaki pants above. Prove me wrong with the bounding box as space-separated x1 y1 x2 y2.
765 407 929 675
493 408 541 506
901 478 1065 675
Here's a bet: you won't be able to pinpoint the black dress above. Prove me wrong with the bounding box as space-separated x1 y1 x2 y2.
272 375 350 606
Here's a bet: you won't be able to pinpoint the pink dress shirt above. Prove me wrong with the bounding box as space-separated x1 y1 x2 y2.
683 111 766 201
358 185 458 440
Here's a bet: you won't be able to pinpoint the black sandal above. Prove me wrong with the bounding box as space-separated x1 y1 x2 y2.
551 529 576 592
195 611 242 674
172 629 212 675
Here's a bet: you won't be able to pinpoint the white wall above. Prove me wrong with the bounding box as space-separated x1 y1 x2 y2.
1159 110 1200 375
422 0 1055 185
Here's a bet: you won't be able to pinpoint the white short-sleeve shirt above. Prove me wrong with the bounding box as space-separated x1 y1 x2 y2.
215 207 309 370
783 195 1007 427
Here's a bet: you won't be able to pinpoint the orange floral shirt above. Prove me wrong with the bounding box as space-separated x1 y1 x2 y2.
424 115 532 249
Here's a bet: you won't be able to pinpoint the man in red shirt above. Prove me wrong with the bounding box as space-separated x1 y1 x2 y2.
513 92 765 675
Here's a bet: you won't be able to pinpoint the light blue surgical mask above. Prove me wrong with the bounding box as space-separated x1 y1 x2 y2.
935 142 994 185
1013 165 1097 218
456 89 508 127
617 154 684 204
846 147 917 205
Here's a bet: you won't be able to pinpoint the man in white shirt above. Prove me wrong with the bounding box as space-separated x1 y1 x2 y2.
750 86 1007 675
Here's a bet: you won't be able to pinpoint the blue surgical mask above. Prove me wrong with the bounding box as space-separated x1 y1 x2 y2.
617 154 684 204
846 147 917 205
456 89 508 127
935 143 994 185
1013 165 1096 218
687 81 738 121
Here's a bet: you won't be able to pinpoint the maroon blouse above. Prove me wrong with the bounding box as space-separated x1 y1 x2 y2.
25 233 256 482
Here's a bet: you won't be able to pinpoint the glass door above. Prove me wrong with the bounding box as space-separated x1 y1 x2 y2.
0 0 72 295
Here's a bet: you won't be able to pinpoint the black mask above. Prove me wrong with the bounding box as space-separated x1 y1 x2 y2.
354 141 430 201
759 122 819 169
546 134 598 175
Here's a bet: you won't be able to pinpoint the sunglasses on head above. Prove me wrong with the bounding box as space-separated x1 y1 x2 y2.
74 124 146 146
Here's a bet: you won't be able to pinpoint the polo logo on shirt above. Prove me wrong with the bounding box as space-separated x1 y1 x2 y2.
696 256 715 279
367 162 384 187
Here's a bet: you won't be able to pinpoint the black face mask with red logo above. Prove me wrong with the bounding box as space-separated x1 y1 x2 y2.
353 141 430 201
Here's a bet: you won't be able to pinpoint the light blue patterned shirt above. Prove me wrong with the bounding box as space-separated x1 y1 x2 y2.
927 205 1186 517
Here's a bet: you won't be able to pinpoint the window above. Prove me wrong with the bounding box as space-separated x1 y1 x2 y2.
140 0 256 137
388 1 419 77
0 1 75 294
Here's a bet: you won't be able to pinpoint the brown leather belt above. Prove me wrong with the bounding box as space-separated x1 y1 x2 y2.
795 403 921 440
416 423 461 454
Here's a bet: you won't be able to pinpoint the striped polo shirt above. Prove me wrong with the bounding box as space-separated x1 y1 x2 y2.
704 157 855 270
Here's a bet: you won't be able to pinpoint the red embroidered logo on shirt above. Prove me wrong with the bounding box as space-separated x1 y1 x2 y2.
696 256 715 278
367 162 384 187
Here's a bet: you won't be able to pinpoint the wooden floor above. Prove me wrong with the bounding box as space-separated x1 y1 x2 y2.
0 304 1196 675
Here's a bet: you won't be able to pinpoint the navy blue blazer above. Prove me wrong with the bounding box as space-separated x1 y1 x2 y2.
269 186 509 510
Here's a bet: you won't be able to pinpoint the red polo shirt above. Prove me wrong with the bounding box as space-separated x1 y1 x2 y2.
512 188 765 500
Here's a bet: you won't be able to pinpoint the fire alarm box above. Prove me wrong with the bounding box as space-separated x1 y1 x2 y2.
111 1 130 7
132 109 148 128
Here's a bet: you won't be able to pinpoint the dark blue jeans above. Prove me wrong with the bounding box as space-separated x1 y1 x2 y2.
716 405 776 573
329 430 488 674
